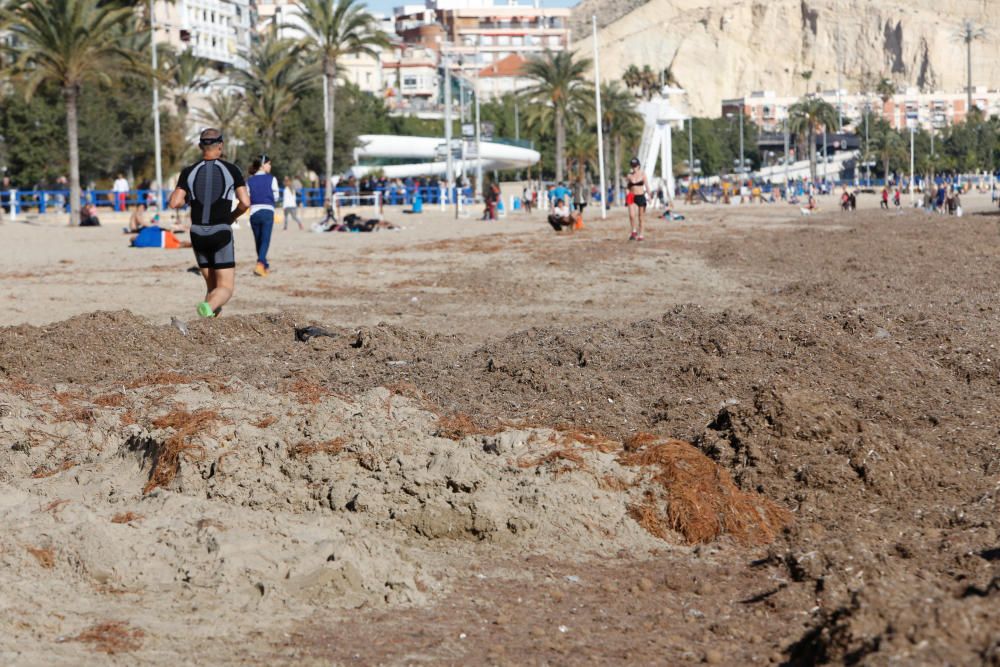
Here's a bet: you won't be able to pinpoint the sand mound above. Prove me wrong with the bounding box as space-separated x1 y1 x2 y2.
0 365 794 658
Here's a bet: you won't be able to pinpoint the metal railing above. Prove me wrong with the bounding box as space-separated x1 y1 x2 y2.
0 185 476 215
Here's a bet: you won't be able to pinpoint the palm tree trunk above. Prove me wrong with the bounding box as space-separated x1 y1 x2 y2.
808 127 817 182
65 85 81 227
555 107 565 182
324 60 336 208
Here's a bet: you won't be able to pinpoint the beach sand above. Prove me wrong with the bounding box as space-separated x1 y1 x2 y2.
1 195 997 664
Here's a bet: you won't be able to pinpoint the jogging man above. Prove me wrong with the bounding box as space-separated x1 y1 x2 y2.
168 128 250 318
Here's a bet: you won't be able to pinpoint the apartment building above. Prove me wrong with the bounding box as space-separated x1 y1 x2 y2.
383 43 440 111
394 0 570 77
153 0 252 68
723 87 1000 133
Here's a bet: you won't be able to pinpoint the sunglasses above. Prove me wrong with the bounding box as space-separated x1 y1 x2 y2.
199 135 224 146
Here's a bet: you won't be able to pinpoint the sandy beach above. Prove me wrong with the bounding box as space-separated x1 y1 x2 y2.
1 195 998 664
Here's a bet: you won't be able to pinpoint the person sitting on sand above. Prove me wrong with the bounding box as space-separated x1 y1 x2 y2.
80 202 100 227
126 203 152 233
547 198 573 231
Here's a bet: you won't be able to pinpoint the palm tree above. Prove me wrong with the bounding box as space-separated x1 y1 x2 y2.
876 77 895 107
788 96 838 182
294 0 388 206
193 94 245 161
235 29 315 150
600 82 642 201
163 47 214 128
520 49 591 182
622 65 641 93
1 0 137 225
955 19 986 115
565 128 596 183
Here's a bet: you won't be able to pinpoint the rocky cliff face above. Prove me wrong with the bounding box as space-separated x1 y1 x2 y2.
572 0 997 116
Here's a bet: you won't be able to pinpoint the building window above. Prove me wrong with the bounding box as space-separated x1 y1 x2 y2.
512 36 523 46
497 35 510 46
547 35 560 47
480 35 493 46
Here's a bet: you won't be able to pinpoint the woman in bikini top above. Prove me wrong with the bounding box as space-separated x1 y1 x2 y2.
626 157 649 241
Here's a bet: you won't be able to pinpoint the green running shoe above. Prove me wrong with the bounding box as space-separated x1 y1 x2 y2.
196 301 215 318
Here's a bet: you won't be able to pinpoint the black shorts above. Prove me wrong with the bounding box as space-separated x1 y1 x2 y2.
190 223 235 269
633 195 647 208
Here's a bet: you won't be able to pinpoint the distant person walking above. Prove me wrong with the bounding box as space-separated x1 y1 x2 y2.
626 157 649 241
168 128 250 318
247 154 280 276
112 173 129 211
282 176 303 230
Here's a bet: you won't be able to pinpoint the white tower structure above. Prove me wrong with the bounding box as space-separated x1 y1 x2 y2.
636 86 688 199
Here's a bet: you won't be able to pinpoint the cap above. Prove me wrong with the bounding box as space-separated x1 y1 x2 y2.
630 157 640 167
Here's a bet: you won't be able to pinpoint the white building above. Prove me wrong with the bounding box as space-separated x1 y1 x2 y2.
383 42 440 111
153 0 252 68
724 87 1000 133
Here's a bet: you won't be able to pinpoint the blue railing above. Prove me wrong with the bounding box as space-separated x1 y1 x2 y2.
0 185 476 214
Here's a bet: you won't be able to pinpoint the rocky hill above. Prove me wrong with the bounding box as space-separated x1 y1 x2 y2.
571 0 998 116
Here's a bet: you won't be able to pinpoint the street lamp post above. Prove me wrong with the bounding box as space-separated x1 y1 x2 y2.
738 111 744 179
149 0 164 209
909 126 915 206
688 117 695 187
783 117 790 187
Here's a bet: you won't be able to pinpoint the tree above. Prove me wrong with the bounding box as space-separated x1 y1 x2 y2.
163 47 214 128
788 96 838 182
876 77 896 109
1 0 138 224
955 20 986 115
295 0 388 205
868 117 905 180
235 29 315 150
520 49 591 182
565 128 596 183
193 94 245 162
599 82 642 199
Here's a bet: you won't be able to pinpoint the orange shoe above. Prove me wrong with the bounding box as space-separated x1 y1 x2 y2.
254 262 268 277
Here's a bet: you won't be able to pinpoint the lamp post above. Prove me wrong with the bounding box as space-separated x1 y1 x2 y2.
592 15 606 219
909 125 915 206
783 117 790 187
149 0 163 209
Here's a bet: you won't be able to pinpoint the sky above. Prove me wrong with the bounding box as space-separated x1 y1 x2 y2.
363 0 577 16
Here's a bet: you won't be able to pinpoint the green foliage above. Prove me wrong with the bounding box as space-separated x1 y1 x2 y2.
519 49 591 181
672 117 760 177
0 85 65 186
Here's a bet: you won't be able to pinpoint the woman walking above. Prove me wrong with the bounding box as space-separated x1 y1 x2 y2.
626 157 649 241
247 154 280 276
282 176 303 230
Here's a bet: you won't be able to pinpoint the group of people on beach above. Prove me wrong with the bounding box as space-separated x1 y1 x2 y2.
545 157 652 241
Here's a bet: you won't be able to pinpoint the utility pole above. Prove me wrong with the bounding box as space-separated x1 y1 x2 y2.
443 52 456 218
592 15 606 219
688 117 695 188
738 111 744 177
783 118 790 187
864 102 871 186
836 26 844 132
149 0 164 209
474 43 482 205
909 126 915 205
